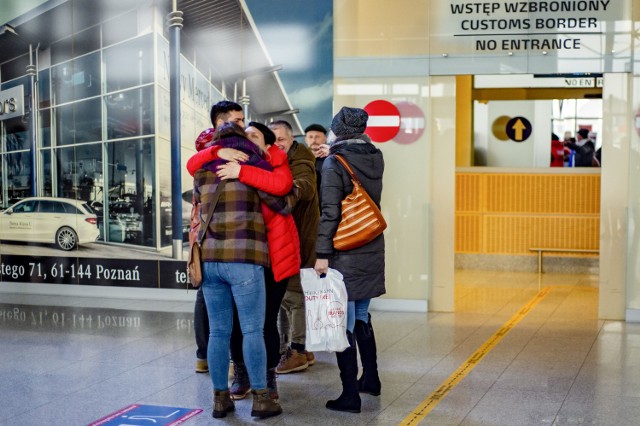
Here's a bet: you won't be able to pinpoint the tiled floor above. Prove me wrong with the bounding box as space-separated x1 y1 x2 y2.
2 270 639 425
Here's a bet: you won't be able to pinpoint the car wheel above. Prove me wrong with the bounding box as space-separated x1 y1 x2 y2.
56 227 78 251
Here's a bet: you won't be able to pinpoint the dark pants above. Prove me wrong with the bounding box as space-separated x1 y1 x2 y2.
230 268 288 369
194 287 209 360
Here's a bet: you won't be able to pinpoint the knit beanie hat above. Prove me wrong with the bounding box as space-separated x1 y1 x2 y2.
195 128 215 151
331 107 368 137
247 121 276 146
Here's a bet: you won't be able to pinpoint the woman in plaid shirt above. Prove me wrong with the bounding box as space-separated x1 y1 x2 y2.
193 123 287 420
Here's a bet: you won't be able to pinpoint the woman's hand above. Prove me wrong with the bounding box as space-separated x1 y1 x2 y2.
218 148 249 163
216 162 241 180
314 258 329 276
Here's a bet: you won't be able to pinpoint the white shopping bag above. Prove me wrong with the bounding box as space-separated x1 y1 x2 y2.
300 268 349 353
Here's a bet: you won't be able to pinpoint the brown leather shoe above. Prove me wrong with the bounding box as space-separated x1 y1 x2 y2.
276 348 309 374
213 390 235 418
195 359 208 373
305 351 315 366
251 389 282 419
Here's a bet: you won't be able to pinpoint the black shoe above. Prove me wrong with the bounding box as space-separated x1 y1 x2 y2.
326 392 361 413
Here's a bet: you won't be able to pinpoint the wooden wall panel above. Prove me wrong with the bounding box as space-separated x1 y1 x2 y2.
455 172 600 256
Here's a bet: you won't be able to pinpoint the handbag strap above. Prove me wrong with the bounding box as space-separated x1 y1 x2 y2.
198 179 227 245
333 154 361 185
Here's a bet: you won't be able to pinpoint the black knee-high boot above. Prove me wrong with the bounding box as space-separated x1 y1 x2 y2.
354 314 381 396
326 331 361 413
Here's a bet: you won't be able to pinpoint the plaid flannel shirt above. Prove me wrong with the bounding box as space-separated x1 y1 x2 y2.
193 169 269 267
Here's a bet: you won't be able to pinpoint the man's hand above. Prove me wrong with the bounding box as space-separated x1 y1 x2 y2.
312 144 329 159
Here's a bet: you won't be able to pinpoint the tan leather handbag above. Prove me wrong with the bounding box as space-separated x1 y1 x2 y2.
332 154 386 251
187 180 226 287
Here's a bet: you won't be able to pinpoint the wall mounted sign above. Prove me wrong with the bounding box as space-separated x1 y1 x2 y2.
429 0 630 74
395 101 425 145
440 0 620 54
506 116 532 142
364 100 401 143
0 85 24 121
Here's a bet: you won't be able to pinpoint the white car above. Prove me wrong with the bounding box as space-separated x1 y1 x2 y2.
0 197 100 251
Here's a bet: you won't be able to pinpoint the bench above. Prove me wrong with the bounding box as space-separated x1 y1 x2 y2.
529 248 599 274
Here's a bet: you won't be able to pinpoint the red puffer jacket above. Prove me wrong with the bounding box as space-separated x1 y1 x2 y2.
187 143 300 282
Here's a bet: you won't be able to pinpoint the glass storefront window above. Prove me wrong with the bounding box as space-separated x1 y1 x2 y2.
40 148 52 197
51 36 73 65
3 116 31 151
40 109 51 148
1 114 31 206
55 97 102 145
39 69 51 108
51 52 101 105
106 86 154 139
0 157 3 207
5 151 31 202
104 35 154 93
55 143 102 202
102 11 138 48
0 55 30 83
104 138 155 246
73 26 101 58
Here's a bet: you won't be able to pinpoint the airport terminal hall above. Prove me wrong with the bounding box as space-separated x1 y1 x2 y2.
2 0 640 425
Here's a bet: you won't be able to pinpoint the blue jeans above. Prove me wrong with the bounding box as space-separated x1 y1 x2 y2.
201 262 267 391
347 298 371 333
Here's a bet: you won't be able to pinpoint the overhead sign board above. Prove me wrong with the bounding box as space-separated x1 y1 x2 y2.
475 74 603 88
0 85 24 121
429 0 630 74
437 1 622 53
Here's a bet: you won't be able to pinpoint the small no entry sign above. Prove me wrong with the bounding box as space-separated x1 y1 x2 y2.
364 100 401 143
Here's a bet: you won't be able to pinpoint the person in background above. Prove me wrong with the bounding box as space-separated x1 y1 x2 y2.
194 122 284 419
304 123 329 205
566 128 598 167
191 100 245 374
589 131 601 167
562 132 576 167
269 120 319 375
550 133 564 167
314 107 386 414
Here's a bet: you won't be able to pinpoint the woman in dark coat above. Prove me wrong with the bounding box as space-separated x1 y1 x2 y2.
314 106 385 413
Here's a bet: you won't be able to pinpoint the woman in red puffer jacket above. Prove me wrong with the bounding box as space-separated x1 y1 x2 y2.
187 122 300 402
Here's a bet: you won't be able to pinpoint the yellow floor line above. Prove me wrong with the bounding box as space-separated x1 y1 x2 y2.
399 286 553 426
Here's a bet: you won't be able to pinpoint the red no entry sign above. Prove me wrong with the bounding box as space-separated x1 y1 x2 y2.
364 100 400 143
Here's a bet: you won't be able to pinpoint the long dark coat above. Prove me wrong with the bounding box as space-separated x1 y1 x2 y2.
316 135 386 301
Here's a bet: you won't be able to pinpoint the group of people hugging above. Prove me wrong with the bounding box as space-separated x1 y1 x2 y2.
187 100 386 419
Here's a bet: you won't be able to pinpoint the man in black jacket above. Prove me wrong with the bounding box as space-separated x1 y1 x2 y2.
566 128 598 167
